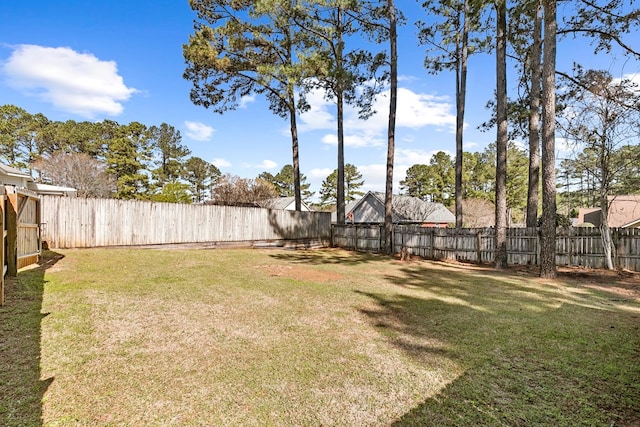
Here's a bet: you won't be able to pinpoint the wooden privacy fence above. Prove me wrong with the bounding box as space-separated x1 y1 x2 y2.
0 186 42 306
331 224 640 272
41 196 332 249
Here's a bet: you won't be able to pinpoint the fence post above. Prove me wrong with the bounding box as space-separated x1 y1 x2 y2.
330 224 335 247
454 229 459 261
536 227 541 267
6 187 17 277
429 228 435 259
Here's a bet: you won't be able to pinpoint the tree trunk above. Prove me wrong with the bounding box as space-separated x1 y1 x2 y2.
526 0 542 228
384 0 397 254
284 19 301 212
288 88 302 211
540 0 557 278
337 90 345 222
600 197 615 270
494 0 508 269
455 0 469 229
336 6 346 224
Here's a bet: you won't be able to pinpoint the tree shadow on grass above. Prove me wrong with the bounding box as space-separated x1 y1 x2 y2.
268 246 386 266
0 251 64 427
356 262 640 426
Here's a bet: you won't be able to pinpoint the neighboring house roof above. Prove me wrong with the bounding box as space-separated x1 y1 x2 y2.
27 182 77 197
333 191 455 224
621 218 640 228
0 163 77 197
258 197 311 211
0 164 31 179
577 195 640 228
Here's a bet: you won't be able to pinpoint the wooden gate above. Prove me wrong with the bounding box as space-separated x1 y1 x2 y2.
6 187 41 274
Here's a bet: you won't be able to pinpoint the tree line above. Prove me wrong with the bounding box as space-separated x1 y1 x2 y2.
183 0 639 276
0 104 369 207
0 104 221 202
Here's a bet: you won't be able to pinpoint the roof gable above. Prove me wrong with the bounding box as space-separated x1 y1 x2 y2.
578 195 640 228
341 191 455 224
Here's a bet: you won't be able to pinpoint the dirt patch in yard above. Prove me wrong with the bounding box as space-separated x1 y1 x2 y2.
557 266 640 300
510 264 640 300
257 264 343 283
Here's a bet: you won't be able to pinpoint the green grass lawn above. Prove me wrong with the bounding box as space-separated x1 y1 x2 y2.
1 248 639 426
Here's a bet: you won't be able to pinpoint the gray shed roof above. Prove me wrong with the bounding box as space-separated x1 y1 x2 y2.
335 191 455 224
378 193 456 223
258 197 312 211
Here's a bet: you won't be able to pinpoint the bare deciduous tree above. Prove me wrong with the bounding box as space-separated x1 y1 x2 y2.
559 69 640 269
210 174 278 207
33 152 115 198
462 198 495 228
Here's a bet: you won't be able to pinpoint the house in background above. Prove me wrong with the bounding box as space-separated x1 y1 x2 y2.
0 164 77 197
577 195 640 228
258 196 312 211
333 191 455 227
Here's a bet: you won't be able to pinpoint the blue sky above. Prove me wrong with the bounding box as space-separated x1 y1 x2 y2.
1 1 638 200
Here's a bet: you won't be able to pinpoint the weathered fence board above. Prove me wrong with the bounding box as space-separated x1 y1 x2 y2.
332 224 640 272
6 187 41 274
41 197 332 249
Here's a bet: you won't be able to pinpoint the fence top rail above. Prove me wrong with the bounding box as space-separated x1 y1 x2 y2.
7 186 39 199
331 223 640 236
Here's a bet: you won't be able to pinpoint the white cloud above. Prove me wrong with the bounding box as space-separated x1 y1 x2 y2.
395 89 456 129
300 85 456 151
239 94 256 109
398 74 418 83
309 167 333 179
465 141 480 150
212 158 231 168
320 132 385 148
613 72 640 88
184 121 214 141
358 164 387 193
308 167 333 194
342 88 455 134
298 88 335 131
2 44 136 118
355 164 403 195
395 148 451 166
257 159 277 170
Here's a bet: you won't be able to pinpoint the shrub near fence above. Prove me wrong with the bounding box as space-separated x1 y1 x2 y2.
42 196 331 249
331 224 640 272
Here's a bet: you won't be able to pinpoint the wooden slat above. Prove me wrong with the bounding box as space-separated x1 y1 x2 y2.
333 224 640 272
41 196 332 249
18 223 39 228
